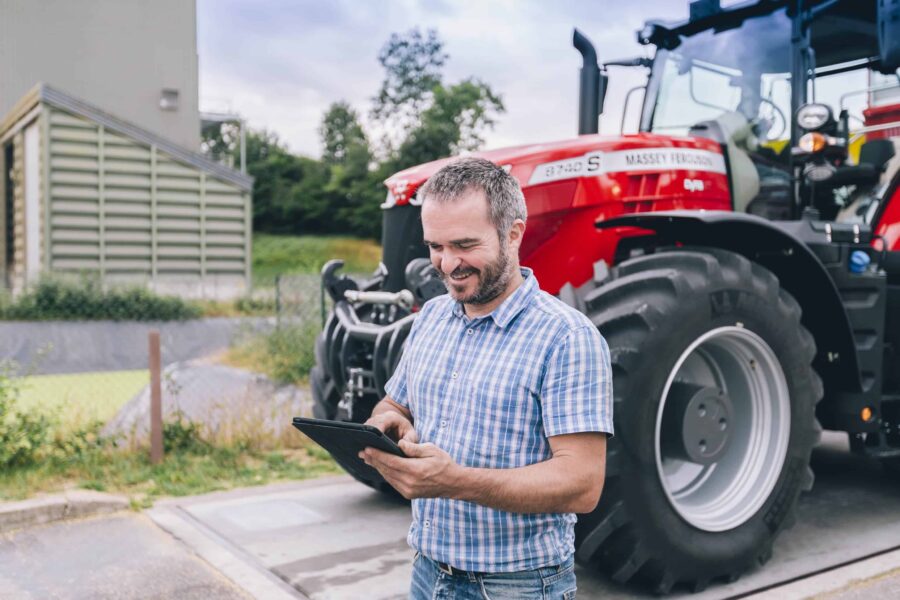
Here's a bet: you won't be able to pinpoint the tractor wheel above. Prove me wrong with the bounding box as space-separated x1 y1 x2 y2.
311 321 339 420
571 248 822 594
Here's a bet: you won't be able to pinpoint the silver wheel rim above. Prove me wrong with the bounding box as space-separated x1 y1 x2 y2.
654 326 791 532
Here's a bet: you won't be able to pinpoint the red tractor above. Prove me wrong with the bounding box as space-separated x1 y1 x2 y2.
312 0 900 592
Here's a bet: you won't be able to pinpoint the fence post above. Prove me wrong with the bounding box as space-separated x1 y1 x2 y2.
275 274 281 328
149 330 163 464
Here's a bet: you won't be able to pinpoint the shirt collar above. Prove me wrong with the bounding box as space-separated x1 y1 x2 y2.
450 267 538 328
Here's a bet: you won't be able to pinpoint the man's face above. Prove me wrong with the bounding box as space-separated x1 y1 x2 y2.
421 188 515 306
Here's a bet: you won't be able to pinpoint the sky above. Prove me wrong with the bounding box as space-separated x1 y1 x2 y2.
196 0 692 159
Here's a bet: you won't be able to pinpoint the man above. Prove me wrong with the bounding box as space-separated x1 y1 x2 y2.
359 157 613 599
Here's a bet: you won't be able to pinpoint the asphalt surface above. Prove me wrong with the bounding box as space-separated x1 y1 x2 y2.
0 317 272 375
0 513 250 599
3 431 899 599
146 431 900 600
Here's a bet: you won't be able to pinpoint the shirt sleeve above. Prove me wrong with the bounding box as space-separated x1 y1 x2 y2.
540 325 614 437
383 303 427 409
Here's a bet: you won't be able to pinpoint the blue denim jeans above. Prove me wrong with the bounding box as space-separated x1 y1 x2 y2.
410 552 577 599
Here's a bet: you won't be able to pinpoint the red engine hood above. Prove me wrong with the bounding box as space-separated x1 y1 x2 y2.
382 132 726 207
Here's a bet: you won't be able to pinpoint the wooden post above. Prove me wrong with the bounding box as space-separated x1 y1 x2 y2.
149 330 163 464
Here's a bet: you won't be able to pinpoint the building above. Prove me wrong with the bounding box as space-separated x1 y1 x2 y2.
0 0 252 298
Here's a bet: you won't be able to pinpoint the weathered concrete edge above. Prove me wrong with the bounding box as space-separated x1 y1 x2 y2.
148 505 307 600
0 489 129 534
743 547 900 599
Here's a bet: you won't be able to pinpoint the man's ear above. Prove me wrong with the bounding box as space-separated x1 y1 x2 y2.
507 219 526 252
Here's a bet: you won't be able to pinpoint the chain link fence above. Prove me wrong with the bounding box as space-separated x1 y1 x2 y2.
274 272 368 327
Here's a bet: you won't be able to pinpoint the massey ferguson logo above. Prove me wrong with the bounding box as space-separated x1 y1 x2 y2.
683 178 705 192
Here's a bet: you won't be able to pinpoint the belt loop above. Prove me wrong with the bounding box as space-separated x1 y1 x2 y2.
468 570 477 583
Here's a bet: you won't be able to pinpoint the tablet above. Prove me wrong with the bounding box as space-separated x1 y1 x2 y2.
291 417 406 487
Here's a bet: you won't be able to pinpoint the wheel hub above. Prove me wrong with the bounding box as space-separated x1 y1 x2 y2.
663 382 734 465
655 326 791 532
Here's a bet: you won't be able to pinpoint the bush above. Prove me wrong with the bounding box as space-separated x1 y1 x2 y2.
0 367 53 468
228 322 319 384
0 278 201 321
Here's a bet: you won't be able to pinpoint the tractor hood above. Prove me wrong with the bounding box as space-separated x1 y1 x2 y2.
381 132 728 209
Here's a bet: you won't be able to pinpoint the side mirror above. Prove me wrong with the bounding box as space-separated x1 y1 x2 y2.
878 0 900 73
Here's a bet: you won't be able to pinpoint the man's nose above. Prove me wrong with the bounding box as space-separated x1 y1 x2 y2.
439 253 462 274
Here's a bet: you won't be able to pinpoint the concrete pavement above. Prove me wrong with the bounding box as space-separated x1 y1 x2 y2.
3 432 900 598
0 512 251 599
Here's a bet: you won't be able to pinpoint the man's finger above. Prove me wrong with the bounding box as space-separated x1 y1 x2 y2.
399 440 433 457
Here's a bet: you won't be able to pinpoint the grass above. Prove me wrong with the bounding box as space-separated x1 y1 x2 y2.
252 233 382 286
0 444 342 506
1 366 342 505
17 370 149 435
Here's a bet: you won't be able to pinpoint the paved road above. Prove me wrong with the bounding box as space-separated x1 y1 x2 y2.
3 431 898 599
0 512 251 599
0 317 272 375
146 432 900 599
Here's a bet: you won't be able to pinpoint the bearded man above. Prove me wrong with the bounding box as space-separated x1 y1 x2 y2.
360 156 613 599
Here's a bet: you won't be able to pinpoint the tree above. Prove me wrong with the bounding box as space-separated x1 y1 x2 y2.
371 28 447 132
320 101 370 165
393 78 505 170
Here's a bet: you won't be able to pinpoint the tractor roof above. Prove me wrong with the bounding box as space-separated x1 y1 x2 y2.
640 0 879 70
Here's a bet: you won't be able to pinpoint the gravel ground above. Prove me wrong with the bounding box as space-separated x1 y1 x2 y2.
103 361 312 446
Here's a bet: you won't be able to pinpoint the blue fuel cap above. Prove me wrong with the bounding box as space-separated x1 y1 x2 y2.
849 250 871 274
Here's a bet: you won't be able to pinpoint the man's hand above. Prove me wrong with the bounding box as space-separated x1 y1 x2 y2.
359 440 461 500
365 411 418 444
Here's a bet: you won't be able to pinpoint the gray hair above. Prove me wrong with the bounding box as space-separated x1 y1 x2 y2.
418 157 527 237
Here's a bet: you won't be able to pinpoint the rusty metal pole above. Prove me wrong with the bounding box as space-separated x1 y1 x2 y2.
149 330 163 464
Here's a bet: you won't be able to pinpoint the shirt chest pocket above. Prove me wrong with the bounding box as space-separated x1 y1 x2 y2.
462 373 542 468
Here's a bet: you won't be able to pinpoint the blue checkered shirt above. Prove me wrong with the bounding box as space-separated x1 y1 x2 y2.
384 267 613 573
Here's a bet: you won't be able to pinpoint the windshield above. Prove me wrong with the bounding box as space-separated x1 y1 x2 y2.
647 8 793 144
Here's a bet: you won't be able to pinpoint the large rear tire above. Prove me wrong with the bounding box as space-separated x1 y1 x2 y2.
571 248 822 593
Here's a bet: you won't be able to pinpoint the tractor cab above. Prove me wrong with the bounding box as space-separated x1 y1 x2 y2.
632 0 900 224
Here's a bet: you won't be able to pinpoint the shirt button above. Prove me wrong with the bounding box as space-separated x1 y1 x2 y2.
440 419 448 428
424 520 430 528
451 372 458 379
466 328 474 335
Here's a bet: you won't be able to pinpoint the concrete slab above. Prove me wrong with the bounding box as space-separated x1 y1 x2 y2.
159 433 900 599
0 512 250 599
0 489 128 534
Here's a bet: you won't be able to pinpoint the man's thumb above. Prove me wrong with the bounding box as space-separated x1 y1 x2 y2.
399 439 426 457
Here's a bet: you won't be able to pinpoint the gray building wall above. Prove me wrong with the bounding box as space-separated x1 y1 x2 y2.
0 0 200 151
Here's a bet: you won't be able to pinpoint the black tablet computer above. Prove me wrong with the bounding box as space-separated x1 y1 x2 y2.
292 417 406 488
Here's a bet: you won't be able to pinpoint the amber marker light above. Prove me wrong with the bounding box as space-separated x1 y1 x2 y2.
861 407 874 422
798 132 826 153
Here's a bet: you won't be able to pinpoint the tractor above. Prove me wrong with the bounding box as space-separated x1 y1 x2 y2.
311 0 900 592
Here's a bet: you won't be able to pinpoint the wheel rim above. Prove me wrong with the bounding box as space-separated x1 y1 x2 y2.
654 326 791 532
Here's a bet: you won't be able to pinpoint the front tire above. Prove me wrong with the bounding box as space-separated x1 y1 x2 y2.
571 249 822 593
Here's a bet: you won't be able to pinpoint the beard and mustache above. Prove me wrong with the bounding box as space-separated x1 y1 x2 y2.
437 243 514 307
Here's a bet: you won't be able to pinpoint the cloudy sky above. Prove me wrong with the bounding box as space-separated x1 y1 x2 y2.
196 0 694 158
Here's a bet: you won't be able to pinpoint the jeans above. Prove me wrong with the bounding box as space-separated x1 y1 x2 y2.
410 552 577 599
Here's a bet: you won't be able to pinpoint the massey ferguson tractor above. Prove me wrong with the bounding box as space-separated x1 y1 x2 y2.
311 0 900 593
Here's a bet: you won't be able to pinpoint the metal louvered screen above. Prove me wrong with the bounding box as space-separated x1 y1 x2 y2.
46 107 250 297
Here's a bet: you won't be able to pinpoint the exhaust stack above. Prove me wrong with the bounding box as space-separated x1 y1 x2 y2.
573 29 607 135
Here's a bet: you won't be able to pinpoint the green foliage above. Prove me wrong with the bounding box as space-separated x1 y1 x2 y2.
200 27 503 242
228 321 320 385
0 367 53 468
162 411 209 454
393 78 505 170
252 234 381 284
0 278 200 321
320 101 370 165
372 28 448 133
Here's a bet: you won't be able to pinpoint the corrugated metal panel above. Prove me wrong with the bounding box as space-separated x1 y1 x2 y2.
46 105 250 282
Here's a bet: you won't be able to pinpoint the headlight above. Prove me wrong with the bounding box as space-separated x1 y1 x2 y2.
796 103 833 131
798 132 827 153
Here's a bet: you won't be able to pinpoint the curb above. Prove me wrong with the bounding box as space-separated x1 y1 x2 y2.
743 547 900 599
0 490 129 534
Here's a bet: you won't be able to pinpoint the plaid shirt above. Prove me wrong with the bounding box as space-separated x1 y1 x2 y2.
384 268 613 573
